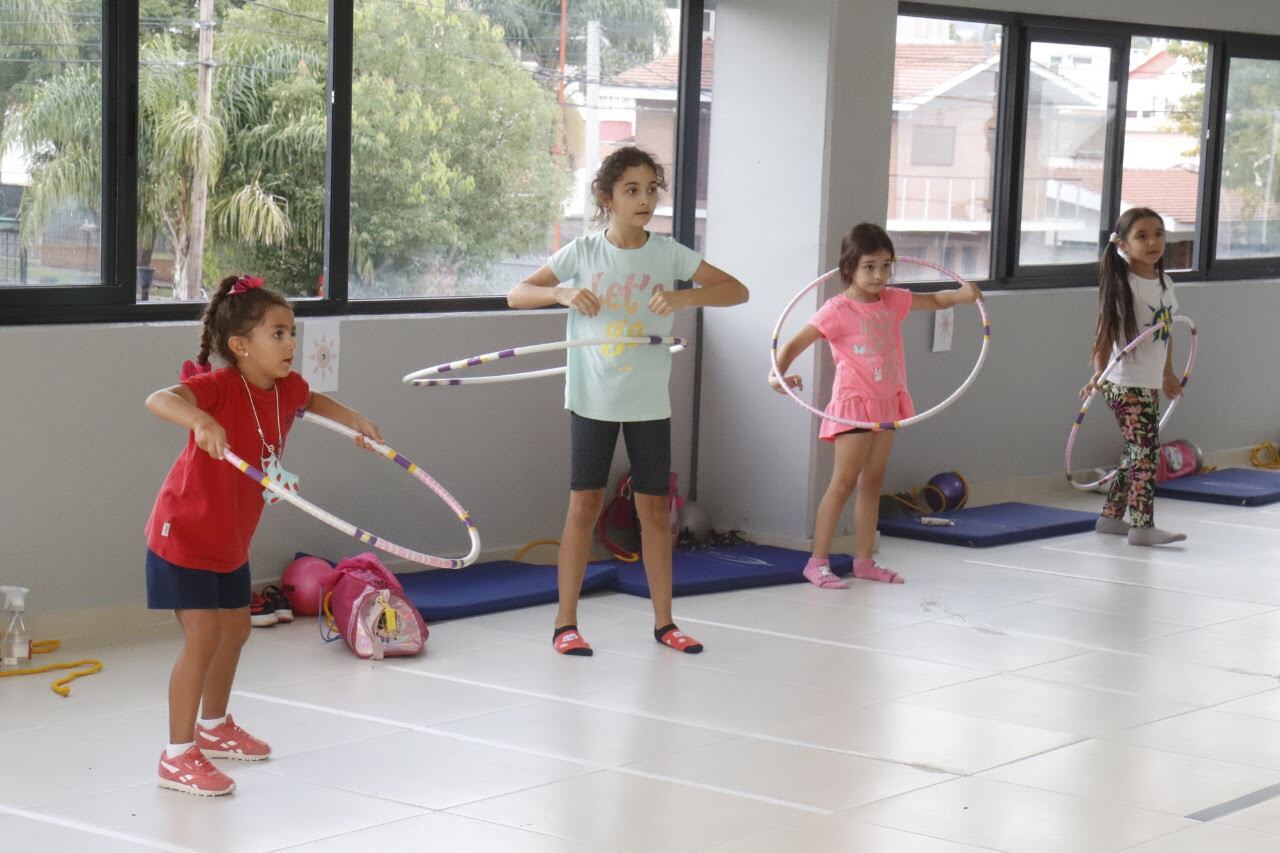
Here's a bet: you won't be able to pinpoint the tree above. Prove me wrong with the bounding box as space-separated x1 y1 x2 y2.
465 0 670 79
1169 42 1280 244
5 0 566 297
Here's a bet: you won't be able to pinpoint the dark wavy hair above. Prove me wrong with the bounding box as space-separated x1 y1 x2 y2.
838 223 896 285
591 146 667 224
195 276 290 367
1094 207 1167 361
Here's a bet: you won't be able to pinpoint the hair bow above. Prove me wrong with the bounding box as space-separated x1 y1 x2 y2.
229 275 265 295
180 359 212 380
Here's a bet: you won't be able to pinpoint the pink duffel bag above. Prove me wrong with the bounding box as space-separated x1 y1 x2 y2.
319 552 428 659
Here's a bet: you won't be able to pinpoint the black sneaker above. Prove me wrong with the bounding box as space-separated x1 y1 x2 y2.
260 585 293 623
250 591 278 627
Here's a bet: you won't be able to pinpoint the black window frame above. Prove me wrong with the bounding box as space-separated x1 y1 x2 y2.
0 0 712 325
899 2 1280 289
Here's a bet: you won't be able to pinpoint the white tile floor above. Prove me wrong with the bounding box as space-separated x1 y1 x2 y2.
6 486 1280 851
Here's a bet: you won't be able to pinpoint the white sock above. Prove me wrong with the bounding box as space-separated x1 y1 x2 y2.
166 741 195 759
198 715 227 729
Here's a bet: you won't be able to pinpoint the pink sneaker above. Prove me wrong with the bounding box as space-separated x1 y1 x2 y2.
853 557 904 584
157 746 235 796
802 557 849 589
195 714 271 760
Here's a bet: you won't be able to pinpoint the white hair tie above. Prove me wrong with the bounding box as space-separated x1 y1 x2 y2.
1108 231 1120 244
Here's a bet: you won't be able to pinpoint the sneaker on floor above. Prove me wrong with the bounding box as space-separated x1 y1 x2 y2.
250 591 278 627
196 714 271 760
553 625 593 656
259 584 292 623
655 624 704 654
158 746 235 796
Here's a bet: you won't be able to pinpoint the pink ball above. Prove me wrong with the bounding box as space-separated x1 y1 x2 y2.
282 555 335 617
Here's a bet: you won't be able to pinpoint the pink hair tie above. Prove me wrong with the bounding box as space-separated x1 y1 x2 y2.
180 359 212 381
229 275 265 295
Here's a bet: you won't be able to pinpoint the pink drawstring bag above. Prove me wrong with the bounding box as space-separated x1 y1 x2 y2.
319 552 428 659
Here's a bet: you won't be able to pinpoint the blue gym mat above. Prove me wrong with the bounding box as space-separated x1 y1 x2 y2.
877 501 1097 547
1155 467 1280 507
398 559 622 621
613 544 853 598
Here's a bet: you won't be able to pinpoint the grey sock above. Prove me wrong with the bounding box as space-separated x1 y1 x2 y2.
1128 526 1187 546
1096 516 1129 535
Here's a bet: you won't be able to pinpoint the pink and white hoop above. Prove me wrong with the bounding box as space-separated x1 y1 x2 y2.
1064 314 1197 491
770 256 990 431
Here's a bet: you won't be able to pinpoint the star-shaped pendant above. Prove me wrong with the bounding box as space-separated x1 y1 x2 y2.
262 453 300 506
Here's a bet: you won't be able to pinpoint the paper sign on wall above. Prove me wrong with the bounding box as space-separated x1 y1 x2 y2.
932 307 954 353
301 318 341 391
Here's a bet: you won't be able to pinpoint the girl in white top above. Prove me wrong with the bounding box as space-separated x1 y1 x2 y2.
1080 207 1185 546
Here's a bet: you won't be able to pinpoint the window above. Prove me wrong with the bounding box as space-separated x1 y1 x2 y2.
888 15 1001 283
1216 57 1280 259
1121 40 1207 271
1019 41 1113 268
1 1 712 323
348 0 680 300
891 6 1272 286
1 1 103 288
910 126 957 166
137 2 329 303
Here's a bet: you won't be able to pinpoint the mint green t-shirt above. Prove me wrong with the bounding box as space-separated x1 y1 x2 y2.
548 231 702 422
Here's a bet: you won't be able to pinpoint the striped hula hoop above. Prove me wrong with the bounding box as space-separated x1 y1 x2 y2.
223 410 481 569
770 256 990 431
1065 314 1197 491
402 337 688 386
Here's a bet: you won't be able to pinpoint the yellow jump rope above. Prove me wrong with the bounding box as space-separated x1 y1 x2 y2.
0 640 102 697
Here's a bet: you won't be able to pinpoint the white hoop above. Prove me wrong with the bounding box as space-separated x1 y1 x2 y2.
403 337 688 386
770 256 990 431
1065 314 1198 491
223 411 481 569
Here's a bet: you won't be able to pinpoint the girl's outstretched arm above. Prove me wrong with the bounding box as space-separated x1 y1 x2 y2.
146 384 227 460
304 393 383 450
507 265 601 316
769 324 823 394
649 261 749 315
910 279 982 311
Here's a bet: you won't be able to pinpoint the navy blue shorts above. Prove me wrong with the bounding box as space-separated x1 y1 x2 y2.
146 550 252 610
570 412 671 495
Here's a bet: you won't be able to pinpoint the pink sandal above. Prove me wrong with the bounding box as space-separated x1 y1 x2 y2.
802 558 849 589
853 557 904 584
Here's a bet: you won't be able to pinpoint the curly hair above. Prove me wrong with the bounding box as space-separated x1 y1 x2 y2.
590 146 667 224
195 276 290 367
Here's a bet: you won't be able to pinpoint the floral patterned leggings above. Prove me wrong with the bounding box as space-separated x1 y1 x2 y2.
1101 383 1159 528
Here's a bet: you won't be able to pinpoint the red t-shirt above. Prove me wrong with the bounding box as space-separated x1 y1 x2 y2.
146 368 311 572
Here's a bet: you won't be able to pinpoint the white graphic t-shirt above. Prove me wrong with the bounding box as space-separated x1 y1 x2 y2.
1108 272 1178 390
548 231 702 422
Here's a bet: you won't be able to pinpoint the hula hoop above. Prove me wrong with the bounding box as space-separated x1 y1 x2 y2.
223 410 481 569
402 337 688 386
1064 314 1197 491
770 256 990 431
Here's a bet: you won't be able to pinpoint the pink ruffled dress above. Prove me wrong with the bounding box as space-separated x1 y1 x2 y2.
809 286 915 440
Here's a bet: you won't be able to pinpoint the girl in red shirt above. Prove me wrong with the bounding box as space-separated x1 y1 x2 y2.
145 275 380 796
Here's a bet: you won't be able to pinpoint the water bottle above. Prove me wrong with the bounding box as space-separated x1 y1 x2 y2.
0 586 31 669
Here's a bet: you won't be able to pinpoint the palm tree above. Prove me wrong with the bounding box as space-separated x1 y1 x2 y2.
4 30 293 298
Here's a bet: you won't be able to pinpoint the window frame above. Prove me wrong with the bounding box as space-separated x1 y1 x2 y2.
1 0 713 325
899 2 1280 289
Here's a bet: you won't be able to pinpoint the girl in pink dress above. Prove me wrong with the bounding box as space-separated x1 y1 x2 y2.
770 224 980 587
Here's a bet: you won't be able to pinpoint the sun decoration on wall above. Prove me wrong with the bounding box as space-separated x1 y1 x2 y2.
309 334 338 381
937 309 954 339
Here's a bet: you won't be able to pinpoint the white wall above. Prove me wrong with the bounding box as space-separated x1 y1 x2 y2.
699 0 1280 541
0 310 697 615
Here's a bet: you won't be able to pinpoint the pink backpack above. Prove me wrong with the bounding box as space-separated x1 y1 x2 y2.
319 552 428 659
597 471 682 560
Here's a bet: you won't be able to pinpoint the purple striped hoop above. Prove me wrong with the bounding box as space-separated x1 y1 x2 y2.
1064 314 1197 491
770 256 990 431
223 410 481 569
402 337 687 386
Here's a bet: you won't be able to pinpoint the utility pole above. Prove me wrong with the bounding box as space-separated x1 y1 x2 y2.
585 19 601 218
553 0 567 250
184 0 215 300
